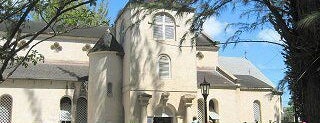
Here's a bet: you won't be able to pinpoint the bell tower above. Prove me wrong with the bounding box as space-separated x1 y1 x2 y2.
115 2 198 123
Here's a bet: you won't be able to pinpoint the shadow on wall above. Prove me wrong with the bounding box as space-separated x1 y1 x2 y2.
264 92 275 101
265 92 281 122
94 59 108 122
129 17 166 122
24 89 43 122
57 67 88 82
274 105 280 122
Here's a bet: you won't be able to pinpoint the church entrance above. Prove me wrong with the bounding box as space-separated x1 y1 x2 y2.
153 117 173 123
152 103 176 123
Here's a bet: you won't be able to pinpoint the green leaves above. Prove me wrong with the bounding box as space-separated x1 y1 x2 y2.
10 50 44 68
0 0 109 81
32 0 109 30
298 10 320 29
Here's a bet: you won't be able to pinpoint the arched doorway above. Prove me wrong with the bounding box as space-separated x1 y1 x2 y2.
153 104 176 123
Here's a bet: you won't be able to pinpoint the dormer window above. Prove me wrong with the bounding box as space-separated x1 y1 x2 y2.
153 13 175 40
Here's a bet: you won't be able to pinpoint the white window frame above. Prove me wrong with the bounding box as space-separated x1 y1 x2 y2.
158 55 171 79
153 13 175 40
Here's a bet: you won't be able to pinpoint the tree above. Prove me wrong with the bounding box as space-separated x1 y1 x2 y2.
130 0 320 122
0 0 108 82
283 99 295 123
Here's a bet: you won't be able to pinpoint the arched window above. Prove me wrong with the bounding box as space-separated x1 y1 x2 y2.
76 97 87 123
119 20 125 44
197 99 204 123
209 99 219 122
158 55 171 79
0 95 12 123
60 97 72 123
107 83 113 97
153 13 175 40
253 100 262 123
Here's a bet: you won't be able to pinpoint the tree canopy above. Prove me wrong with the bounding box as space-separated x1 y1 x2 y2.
0 0 108 81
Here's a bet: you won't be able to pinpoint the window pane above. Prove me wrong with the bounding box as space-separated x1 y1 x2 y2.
107 83 113 97
159 55 170 78
198 99 204 123
153 25 163 39
60 97 72 121
165 15 174 23
159 63 169 67
253 101 261 122
165 25 174 39
0 95 12 123
76 98 87 123
154 15 163 23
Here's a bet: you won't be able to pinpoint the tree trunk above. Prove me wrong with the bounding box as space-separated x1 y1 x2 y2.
287 0 320 122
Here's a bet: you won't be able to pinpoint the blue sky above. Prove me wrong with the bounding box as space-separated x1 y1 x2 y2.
107 0 289 106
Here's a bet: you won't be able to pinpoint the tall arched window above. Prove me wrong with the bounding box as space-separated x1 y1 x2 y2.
0 95 12 123
197 99 204 123
158 55 171 79
253 100 262 123
119 20 125 44
153 13 175 40
76 97 87 123
60 97 72 123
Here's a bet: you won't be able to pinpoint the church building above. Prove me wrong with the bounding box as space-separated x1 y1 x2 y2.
0 2 282 123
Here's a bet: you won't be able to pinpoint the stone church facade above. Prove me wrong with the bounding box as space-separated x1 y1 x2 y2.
0 3 282 123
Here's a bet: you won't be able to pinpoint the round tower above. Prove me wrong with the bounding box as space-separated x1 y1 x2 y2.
88 33 124 123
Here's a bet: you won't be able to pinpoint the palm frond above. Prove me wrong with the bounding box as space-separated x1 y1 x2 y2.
298 10 320 28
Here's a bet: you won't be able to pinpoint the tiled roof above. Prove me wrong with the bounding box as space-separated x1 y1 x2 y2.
0 21 107 42
235 75 273 88
5 63 88 81
196 33 219 51
218 57 275 87
197 70 237 88
196 33 216 46
90 33 124 53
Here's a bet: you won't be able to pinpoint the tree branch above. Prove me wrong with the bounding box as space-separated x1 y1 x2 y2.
3 0 39 49
262 0 294 39
4 26 79 80
0 0 93 82
0 2 29 24
4 35 55 80
14 0 92 53
220 40 286 47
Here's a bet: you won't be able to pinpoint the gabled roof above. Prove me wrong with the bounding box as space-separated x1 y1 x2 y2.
218 57 275 87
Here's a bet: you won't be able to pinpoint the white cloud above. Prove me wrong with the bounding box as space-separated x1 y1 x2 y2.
203 17 226 38
258 29 283 44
